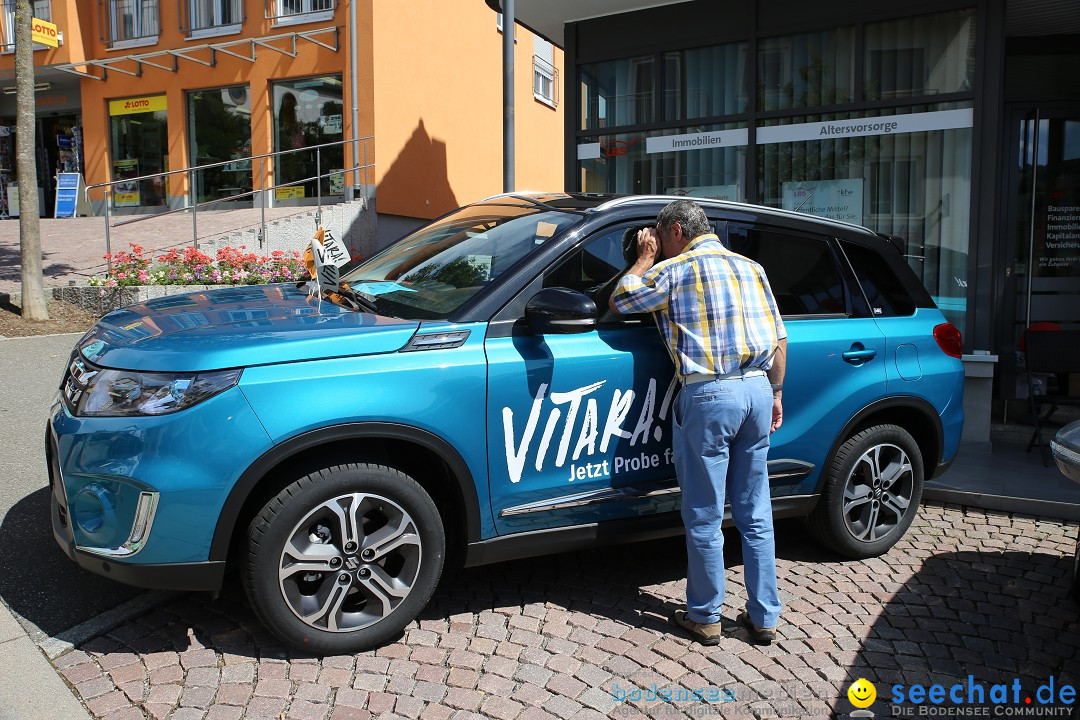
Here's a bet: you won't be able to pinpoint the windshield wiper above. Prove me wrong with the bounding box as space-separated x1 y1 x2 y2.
332 285 379 314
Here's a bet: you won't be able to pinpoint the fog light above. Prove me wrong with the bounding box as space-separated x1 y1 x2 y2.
73 484 115 535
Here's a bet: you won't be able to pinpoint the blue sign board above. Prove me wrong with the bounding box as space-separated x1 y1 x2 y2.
54 173 81 218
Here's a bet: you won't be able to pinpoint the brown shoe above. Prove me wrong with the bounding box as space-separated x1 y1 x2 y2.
669 610 724 646
736 610 776 645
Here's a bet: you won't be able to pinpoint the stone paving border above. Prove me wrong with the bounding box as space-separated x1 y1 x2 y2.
49 503 1080 720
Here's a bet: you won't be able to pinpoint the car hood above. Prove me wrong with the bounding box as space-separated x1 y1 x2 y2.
76 284 420 372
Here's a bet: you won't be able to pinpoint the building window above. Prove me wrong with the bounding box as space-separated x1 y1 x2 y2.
864 10 976 100
533 36 558 107
1 0 50 51
108 94 168 208
188 86 252 205
266 0 333 23
101 0 159 45
182 0 242 34
663 41 749 121
272 76 344 203
757 27 856 111
580 56 655 131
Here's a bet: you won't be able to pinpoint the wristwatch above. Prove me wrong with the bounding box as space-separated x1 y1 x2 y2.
771 383 783 393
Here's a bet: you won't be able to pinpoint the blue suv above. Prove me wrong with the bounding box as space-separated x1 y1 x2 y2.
48 194 964 653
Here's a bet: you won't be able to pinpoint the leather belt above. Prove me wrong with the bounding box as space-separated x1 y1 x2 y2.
682 368 766 385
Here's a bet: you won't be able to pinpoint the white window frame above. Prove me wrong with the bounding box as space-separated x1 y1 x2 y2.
186 0 241 40
271 0 334 27
107 0 159 48
533 36 557 108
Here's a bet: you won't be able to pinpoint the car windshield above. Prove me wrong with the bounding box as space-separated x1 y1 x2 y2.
341 203 582 320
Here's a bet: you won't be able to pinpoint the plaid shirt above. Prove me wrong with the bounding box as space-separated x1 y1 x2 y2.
612 234 787 380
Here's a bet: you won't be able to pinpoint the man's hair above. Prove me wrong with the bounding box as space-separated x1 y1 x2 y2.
657 200 710 239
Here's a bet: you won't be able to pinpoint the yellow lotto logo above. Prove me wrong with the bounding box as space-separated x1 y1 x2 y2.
31 17 59 47
848 678 876 708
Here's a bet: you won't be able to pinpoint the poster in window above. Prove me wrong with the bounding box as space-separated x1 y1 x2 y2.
782 179 864 224
113 158 141 207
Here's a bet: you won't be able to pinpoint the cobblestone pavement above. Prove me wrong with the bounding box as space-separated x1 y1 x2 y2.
51 503 1080 720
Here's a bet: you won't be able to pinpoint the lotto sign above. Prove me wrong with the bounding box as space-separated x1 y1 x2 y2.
31 18 59 48
108 95 168 116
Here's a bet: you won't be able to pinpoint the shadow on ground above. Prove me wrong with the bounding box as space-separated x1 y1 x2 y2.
0 487 142 636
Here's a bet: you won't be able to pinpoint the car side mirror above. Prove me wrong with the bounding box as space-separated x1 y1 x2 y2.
524 287 597 334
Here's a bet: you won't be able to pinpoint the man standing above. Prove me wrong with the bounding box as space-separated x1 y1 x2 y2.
609 199 787 646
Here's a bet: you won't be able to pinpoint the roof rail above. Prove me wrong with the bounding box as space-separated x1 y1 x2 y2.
477 191 547 202
595 195 875 235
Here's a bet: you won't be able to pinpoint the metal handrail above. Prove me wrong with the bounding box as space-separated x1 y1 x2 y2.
85 135 374 267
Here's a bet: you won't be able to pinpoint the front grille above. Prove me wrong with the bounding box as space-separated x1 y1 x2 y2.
60 354 100 414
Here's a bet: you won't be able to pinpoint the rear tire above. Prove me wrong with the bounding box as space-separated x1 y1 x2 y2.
242 463 445 654
807 424 924 559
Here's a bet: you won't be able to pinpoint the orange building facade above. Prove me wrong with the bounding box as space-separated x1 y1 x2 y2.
0 0 563 235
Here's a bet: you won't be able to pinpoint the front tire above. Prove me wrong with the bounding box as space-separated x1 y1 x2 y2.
243 463 445 654
807 424 924 559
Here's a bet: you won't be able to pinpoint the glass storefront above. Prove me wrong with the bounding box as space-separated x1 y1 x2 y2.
108 94 168 208
575 8 977 329
187 86 253 205
272 75 344 203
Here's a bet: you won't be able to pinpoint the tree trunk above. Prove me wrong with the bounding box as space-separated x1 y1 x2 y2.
14 0 48 321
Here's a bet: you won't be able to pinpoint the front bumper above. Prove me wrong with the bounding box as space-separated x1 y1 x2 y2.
48 425 227 591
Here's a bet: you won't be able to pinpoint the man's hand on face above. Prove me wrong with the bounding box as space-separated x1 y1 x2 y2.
636 227 660 265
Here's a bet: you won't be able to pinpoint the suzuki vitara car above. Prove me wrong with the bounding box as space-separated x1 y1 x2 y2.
48 193 965 653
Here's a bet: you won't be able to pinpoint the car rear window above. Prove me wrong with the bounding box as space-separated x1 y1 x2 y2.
840 240 916 317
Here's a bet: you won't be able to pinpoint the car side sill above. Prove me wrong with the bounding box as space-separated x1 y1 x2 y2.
465 494 819 567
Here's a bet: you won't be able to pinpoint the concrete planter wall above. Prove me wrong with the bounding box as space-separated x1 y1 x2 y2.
51 284 236 317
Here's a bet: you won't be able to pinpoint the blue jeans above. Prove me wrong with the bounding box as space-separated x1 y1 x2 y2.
673 373 782 628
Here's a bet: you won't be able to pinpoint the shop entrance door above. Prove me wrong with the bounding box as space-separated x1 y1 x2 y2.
1004 106 1080 353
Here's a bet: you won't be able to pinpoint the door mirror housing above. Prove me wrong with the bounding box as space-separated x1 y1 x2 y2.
525 287 597 334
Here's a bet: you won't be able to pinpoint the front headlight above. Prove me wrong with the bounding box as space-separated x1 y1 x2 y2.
77 368 242 417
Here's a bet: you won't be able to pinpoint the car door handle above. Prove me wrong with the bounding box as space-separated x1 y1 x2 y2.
842 347 877 364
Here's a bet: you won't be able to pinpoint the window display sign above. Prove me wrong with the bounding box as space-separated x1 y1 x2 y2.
666 185 739 202
782 179 864 224
1041 205 1080 274
758 109 972 145
646 128 749 154
113 159 141 206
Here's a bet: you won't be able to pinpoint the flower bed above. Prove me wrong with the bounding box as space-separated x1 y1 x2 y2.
89 244 308 287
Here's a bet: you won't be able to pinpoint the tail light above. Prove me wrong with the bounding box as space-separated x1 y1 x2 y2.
934 323 963 358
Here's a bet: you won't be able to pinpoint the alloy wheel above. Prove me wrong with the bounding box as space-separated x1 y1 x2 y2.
842 443 914 544
277 493 422 633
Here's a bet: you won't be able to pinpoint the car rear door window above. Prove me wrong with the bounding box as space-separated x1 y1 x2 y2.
727 226 848 316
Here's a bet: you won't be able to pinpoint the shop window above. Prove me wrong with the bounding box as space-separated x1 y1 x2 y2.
757 107 972 328
108 95 168 209
864 10 976 100
663 42 748 121
578 125 745 198
579 56 655 131
188 86 252 205
182 0 243 35
101 0 159 46
534 36 558 107
756 27 855 111
267 0 333 23
272 76 345 204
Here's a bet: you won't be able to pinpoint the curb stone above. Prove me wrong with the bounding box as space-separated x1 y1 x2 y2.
0 600 92 720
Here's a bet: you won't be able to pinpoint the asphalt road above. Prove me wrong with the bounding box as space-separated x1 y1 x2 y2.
0 333 144 641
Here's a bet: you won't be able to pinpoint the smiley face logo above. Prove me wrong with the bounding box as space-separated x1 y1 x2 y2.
848 678 876 709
